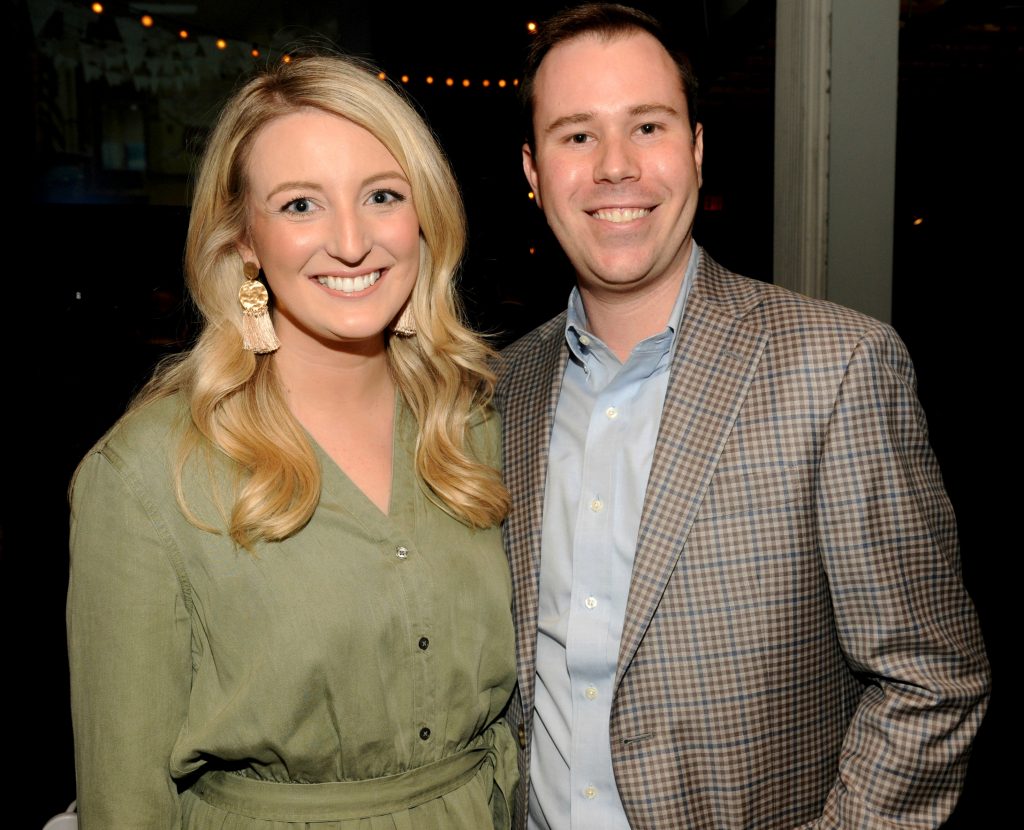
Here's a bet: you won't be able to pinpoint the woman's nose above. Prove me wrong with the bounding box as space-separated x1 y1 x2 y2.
325 209 371 266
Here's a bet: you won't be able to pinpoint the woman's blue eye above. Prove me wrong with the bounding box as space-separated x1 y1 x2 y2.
283 197 311 213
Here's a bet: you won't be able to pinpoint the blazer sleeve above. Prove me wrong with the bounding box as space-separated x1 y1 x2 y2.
67 449 191 827
809 323 990 829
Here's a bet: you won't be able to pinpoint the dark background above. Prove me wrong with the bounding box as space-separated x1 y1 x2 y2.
8 0 1017 825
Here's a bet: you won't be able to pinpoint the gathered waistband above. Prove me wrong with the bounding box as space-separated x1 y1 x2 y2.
189 725 506 821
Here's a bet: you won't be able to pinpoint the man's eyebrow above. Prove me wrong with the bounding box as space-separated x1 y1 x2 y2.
544 112 594 135
630 103 680 118
543 104 682 135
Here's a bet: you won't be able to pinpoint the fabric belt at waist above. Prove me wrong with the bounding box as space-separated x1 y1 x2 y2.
189 724 505 821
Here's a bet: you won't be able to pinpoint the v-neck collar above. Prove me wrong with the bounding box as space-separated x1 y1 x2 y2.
307 394 418 540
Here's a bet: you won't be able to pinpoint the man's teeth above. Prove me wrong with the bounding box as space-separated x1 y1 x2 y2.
592 208 650 223
317 271 381 293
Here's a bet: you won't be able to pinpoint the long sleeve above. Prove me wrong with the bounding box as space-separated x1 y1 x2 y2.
67 449 192 828
65 393 518 827
811 323 990 829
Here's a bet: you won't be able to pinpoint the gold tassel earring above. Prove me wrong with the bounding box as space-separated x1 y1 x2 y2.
239 262 280 353
392 301 416 337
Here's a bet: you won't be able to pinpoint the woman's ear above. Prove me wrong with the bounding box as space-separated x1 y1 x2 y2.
235 239 260 270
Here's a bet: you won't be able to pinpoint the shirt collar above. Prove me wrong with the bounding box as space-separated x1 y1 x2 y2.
564 243 701 364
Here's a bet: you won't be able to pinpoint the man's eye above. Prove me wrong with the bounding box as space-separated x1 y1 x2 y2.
570 133 589 144
639 123 658 135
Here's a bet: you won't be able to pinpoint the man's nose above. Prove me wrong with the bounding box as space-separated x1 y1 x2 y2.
593 134 640 184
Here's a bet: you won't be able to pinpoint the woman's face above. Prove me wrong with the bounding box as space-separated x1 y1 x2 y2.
237 108 420 354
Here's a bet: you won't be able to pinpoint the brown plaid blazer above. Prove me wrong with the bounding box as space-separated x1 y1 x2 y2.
494 252 989 829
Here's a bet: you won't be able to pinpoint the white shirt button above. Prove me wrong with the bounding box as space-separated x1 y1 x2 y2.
584 596 597 609
590 498 603 512
583 785 598 799
585 685 599 700
396 546 409 559
578 335 591 347
605 406 618 419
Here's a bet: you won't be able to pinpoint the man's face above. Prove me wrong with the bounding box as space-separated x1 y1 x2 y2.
523 31 703 304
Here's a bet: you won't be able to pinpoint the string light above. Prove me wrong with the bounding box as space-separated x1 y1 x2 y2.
292 56 509 87
528 191 535 200
65 9 522 93
370 74 519 90
527 22 537 33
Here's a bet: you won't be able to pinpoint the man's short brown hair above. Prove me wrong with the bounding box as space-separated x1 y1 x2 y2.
520 3 699 151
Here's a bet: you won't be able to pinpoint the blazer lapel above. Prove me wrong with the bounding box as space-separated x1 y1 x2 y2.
501 317 569 722
616 254 769 687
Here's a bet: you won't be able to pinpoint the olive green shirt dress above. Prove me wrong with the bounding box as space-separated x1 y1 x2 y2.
67 393 518 828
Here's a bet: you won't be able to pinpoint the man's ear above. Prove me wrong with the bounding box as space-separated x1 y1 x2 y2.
692 122 704 189
522 143 542 209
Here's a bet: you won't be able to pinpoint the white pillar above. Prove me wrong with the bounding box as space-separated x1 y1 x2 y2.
773 0 831 302
774 0 900 323
827 0 899 322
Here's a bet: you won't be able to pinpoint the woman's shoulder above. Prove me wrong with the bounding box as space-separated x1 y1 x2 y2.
82 392 191 482
69 393 195 539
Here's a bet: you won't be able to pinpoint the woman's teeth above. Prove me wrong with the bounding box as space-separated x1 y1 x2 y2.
317 271 381 293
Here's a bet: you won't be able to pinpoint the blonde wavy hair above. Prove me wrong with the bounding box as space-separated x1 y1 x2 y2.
131 54 508 547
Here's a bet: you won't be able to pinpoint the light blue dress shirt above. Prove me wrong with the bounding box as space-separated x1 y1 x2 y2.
528 246 700 830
